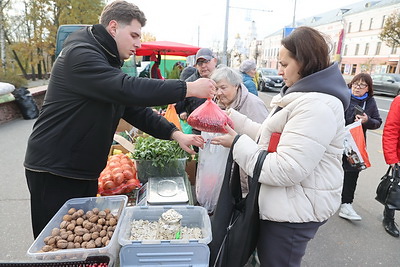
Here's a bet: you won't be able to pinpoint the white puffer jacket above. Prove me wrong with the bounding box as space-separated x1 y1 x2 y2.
229 63 350 223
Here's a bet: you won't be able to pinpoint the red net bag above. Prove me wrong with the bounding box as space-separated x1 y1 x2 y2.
187 98 234 133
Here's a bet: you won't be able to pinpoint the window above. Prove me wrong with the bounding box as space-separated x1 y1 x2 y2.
348 22 352 33
359 20 363 31
381 15 386 28
364 43 369 55
376 42 382 55
391 46 397 54
369 18 373 30
355 44 360 55
344 45 348 56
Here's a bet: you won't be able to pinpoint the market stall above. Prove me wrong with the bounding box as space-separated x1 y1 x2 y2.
19 128 210 267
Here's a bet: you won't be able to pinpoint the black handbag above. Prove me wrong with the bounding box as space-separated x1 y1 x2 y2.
208 135 268 267
375 164 400 210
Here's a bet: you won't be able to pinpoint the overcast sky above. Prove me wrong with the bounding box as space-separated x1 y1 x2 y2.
126 0 365 49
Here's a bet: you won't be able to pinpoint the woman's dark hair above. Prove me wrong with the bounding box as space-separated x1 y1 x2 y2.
281 26 331 78
100 0 147 27
348 73 374 96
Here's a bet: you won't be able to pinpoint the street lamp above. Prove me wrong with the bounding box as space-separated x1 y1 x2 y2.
221 0 273 66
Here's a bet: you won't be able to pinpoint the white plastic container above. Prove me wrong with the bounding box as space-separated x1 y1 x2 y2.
27 195 127 266
118 205 212 246
118 205 211 267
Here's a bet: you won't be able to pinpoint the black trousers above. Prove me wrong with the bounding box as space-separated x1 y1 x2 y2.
257 220 325 267
341 170 360 204
25 169 98 238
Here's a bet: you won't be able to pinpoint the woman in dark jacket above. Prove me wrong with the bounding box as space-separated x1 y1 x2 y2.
339 73 382 221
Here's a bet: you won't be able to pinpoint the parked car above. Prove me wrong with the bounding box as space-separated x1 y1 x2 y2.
371 73 400 97
257 68 284 91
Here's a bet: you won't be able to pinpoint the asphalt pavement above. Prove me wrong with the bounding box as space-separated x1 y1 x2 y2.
1 91 399 265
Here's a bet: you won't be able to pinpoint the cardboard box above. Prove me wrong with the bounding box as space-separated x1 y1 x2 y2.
116 119 133 133
109 144 130 157
186 160 197 185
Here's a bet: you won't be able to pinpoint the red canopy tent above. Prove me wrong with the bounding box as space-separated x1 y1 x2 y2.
135 41 201 57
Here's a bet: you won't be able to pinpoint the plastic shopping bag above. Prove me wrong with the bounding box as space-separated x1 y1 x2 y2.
187 98 234 133
180 119 193 134
196 132 230 214
164 104 182 131
343 120 370 170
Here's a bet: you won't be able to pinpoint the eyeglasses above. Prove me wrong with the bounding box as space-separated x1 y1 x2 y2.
197 59 211 66
352 83 368 89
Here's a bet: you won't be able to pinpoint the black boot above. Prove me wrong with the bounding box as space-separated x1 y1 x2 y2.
383 207 399 237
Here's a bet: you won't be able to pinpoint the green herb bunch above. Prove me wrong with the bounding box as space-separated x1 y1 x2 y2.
133 135 190 168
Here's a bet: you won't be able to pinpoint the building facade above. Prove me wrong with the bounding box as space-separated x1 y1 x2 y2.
256 0 400 75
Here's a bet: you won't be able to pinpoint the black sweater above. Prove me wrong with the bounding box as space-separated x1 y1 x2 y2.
24 24 187 180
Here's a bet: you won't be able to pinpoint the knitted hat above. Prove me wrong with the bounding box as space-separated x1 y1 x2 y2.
239 59 256 73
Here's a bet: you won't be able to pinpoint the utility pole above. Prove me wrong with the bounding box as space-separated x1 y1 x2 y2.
292 0 297 27
0 0 5 70
221 0 230 66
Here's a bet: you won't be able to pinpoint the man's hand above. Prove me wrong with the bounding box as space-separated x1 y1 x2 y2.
171 130 204 154
210 124 238 148
186 78 216 99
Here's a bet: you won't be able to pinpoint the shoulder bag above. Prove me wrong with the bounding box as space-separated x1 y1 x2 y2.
375 164 400 210
208 134 268 267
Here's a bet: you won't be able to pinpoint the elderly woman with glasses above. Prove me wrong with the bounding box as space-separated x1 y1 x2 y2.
339 73 382 222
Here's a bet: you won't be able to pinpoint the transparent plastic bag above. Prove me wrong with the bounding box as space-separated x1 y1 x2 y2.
187 99 234 133
196 132 230 213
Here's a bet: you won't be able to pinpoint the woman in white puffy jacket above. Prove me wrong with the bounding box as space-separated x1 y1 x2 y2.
212 26 350 266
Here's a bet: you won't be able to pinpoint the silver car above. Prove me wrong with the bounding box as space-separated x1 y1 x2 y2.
372 73 400 97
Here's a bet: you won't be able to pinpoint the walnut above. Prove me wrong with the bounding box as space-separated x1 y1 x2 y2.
91 232 99 240
98 211 106 218
98 218 106 225
47 237 56 245
68 208 76 215
42 245 53 252
101 236 109 245
67 242 75 249
82 233 92 242
71 212 79 220
92 208 100 214
104 208 111 214
57 239 68 249
74 227 86 236
51 228 60 237
89 215 99 223
99 230 107 237
95 237 102 247
76 217 84 226
108 231 113 238
74 242 81 248
108 218 117 226
84 222 93 230
81 241 87 248
74 235 83 244
43 236 51 245
60 221 68 229
86 240 96 249
60 232 69 240
66 222 76 231
86 211 94 218
62 214 72 221
77 209 85 217
67 234 75 242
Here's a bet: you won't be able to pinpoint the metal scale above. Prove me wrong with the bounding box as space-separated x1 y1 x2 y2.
136 176 191 206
